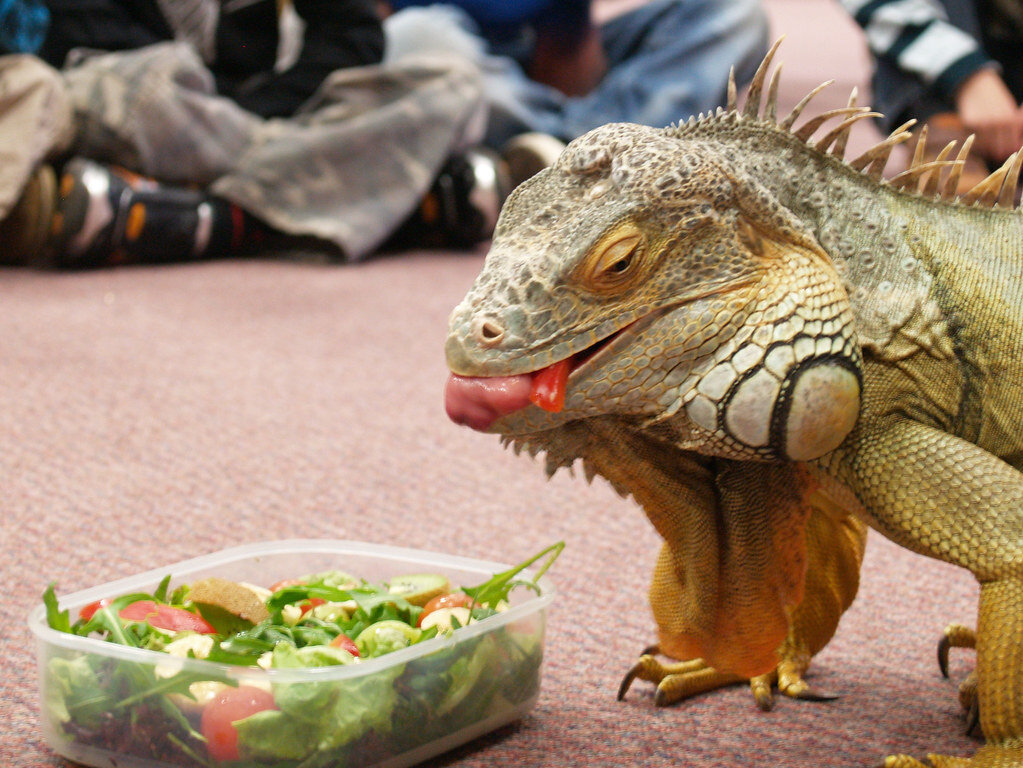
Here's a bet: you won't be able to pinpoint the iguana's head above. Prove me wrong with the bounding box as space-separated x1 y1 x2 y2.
445 121 862 463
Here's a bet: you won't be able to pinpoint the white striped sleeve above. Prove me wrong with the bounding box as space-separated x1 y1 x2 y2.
839 0 990 92
896 18 980 85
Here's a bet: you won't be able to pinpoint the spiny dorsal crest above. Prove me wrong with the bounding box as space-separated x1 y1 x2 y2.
698 37 1023 211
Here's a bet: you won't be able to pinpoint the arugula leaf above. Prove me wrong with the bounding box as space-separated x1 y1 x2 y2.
115 668 233 709
153 574 172 603
43 583 71 633
265 585 353 614
462 541 564 607
348 586 417 616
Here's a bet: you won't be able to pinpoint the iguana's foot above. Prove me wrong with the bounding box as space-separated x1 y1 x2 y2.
881 743 1023 767
937 624 980 734
888 622 1015 766
617 646 837 710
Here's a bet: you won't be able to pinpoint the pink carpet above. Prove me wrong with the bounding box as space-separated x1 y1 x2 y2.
2 3 971 766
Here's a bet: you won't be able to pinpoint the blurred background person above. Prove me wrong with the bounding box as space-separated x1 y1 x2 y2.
382 0 770 185
1 0 502 269
840 0 1023 191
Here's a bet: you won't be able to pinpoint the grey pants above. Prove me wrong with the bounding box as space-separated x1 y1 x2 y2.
1 43 485 260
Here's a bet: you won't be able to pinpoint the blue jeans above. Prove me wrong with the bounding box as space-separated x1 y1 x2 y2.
384 0 769 146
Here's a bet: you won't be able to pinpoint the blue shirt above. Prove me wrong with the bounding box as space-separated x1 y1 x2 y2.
389 0 591 45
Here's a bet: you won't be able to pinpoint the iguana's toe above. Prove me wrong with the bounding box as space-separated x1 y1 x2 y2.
880 754 970 768
749 663 839 711
938 624 976 678
935 624 981 734
617 646 742 706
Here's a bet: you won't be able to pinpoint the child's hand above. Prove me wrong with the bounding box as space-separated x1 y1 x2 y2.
955 67 1023 163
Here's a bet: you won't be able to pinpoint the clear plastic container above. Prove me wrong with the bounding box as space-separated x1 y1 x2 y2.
29 539 553 768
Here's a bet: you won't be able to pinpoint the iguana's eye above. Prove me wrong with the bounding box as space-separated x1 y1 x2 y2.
604 241 636 274
580 228 646 293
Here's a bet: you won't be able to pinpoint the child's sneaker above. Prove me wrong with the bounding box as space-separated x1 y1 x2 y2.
432 147 512 246
501 132 566 189
394 147 512 249
51 158 254 268
0 164 57 266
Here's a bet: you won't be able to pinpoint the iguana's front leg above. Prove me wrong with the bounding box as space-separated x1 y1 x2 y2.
621 492 866 709
828 419 1023 766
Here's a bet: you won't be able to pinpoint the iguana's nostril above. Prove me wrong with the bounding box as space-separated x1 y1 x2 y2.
475 318 505 346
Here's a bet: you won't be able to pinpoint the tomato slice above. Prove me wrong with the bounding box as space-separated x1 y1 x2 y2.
329 633 360 656
201 686 276 762
79 598 112 621
119 600 217 634
418 592 475 627
299 597 326 616
529 359 571 413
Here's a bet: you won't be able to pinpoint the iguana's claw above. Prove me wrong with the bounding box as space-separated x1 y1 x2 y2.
938 624 976 678
789 685 841 702
617 650 653 701
964 697 980 738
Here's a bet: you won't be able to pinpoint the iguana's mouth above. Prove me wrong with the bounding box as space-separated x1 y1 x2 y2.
445 315 650 432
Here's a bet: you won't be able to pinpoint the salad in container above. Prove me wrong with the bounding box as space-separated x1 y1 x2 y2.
30 539 561 768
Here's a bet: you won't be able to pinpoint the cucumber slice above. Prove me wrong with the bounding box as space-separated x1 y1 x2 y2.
387 573 450 606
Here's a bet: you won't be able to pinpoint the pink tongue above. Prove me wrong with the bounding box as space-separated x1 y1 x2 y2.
445 373 533 431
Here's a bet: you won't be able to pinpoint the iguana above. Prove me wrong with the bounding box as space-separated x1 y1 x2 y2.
443 40 1023 768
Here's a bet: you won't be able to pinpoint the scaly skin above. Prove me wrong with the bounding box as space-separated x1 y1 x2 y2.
444 42 1023 765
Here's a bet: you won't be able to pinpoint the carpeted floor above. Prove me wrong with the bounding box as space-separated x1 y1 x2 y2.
0 253 983 767
1 3 982 767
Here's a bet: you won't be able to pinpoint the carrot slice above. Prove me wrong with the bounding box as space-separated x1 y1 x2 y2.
529 359 571 412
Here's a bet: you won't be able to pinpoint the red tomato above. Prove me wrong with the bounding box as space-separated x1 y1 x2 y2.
418 593 475 626
268 578 305 592
299 597 326 615
329 633 360 657
201 686 276 762
529 359 571 413
79 598 111 621
119 600 216 634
